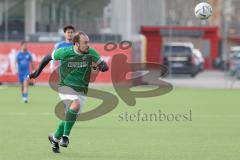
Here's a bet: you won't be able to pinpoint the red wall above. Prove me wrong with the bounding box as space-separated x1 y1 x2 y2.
0 43 132 83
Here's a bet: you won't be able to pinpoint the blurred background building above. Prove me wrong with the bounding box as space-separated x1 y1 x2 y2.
0 0 240 42
0 0 167 41
1 0 240 84
0 0 239 41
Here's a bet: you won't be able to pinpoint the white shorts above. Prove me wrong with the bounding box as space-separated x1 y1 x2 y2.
58 86 87 113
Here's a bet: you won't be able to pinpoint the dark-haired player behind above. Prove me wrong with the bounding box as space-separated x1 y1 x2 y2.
50 25 75 72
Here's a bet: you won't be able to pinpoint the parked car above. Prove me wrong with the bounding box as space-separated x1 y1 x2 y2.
163 42 201 77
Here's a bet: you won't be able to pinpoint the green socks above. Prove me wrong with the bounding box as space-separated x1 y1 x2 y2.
54 108 78 139
54 121 65 140
63 108 78 136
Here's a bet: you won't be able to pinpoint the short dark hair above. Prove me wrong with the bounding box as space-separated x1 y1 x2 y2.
73 31 87 45
20 40 27 45
63 25 75 33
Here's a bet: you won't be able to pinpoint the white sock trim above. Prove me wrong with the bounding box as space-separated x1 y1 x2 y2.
62 135 69 138
53 135 60 142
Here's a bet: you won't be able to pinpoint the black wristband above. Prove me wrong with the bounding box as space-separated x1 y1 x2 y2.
98 61 109 72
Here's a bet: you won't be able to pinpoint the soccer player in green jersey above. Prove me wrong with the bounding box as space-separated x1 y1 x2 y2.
29 31 109 153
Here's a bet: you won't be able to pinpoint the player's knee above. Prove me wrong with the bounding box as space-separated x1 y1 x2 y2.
23 79 28 86
70 99 80 111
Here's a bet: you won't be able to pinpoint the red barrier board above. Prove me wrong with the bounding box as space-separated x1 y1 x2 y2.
0 43 132 83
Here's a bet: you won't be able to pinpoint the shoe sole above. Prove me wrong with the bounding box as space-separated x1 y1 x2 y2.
60 143 68 148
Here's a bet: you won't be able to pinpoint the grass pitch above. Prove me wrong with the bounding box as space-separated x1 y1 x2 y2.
0 86 239 160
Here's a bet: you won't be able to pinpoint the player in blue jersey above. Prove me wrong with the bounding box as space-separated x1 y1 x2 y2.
50 25 75 71
16 41 34 103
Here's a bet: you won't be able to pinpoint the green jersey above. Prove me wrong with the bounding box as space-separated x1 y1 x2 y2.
52 46 102 93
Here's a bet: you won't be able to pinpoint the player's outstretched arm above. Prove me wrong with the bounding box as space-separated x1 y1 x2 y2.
29 54 52 79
